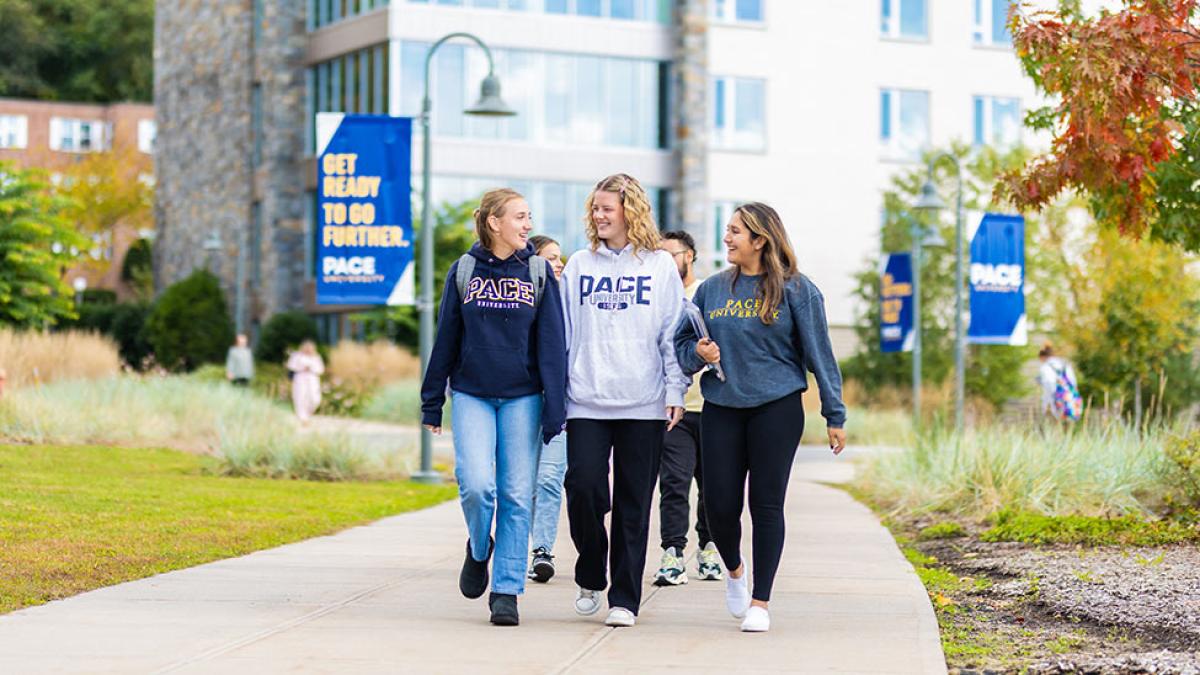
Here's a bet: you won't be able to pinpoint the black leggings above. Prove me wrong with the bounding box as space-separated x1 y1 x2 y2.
701 392 804 602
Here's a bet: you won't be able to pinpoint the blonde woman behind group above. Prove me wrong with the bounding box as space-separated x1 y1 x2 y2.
286 340 324 423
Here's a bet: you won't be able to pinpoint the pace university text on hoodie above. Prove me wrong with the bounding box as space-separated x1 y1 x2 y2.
560 243 689 420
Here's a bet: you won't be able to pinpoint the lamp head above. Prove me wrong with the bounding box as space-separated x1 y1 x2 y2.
914 179 946 212
465 74 516 117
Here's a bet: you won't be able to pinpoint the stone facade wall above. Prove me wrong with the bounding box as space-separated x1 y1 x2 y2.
154 0 308 333
671 0 710 265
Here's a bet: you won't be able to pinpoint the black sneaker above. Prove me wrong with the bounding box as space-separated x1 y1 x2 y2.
459 537 493 600
529 547 555 583
488 592 519 626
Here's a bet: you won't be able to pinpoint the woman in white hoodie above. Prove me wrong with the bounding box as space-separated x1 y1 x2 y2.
560 173 689 628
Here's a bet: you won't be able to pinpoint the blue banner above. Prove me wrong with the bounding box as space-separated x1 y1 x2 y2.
967 213 1027 345
316 113 414 305
880 252 914 353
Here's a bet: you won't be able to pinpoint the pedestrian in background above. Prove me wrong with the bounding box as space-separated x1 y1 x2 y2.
526 234 568 584
225 334 255 386
286 340 324 422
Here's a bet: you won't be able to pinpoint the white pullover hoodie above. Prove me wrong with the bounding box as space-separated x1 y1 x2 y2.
561 243 689 420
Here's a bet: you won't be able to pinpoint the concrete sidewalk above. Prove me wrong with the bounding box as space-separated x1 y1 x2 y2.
0 446 944 674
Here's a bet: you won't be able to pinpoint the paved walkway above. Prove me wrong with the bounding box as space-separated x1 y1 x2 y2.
0 446 944 674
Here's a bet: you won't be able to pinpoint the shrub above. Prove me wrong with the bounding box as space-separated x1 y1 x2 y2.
1164 431 1200 510
109 302 152 367
0 329 120 386
143 270 234 371
360 379 422 426
980 510 1199 546
919 522 966 540
255 311 318 363
328 340 420 391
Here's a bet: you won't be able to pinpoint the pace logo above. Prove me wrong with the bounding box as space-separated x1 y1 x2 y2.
464 277 535 309
579 275 652 311
970 263 1022 293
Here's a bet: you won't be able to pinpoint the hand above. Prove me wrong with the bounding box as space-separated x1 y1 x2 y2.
828 428 847 455
666 406 684 432
424 424 442 435
696 338 721 365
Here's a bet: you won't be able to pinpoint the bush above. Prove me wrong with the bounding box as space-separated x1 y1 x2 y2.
255 311 318 363
109 302 152 367
1165 431 1200 510
919 522 967 540
144 270 234 371
121 238 152 282
0 329 121 386
328 340 419 391
81 289 117 305
360 379 422 426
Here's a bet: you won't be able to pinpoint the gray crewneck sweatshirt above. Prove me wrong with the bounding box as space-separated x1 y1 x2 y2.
674 270 847 428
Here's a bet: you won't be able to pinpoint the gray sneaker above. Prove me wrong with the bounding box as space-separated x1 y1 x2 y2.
697 542 723 580
652 546 688 586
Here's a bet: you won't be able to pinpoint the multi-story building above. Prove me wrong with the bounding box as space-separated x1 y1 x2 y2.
0 98 156 298
155 0 1038 348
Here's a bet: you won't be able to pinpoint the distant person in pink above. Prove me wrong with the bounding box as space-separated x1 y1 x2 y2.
287 340 324 421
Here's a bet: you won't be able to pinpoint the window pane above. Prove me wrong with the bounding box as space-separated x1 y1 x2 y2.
714 78 726 130
880 90 891 141
898 90 929 156
734 79 764 139
473 0 500 7
577 0 601 16
899 0 926 38
612 0 636 19
735 0 761 22
992 0 1012 45
574 56 603 144
544 54 570 142
545 0 568 12
400 42 425 117
880 0 891 33
606 59 637 146
992 97 1020 145
435 44 465 136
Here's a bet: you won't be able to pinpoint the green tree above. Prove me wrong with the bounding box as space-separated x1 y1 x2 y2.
0 162 87 327
143 270 234 371
0 0 153 103
255 311 319 364
843 145 1055 410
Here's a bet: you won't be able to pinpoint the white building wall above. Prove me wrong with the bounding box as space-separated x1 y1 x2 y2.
707 1 1044 329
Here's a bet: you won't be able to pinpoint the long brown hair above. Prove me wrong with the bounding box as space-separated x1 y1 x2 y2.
731 202 798 325
474 188 524 251
583 173 661 254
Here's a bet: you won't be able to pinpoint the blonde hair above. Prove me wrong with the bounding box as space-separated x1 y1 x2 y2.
584 173 661 254
731 202 798 326
474 188 525 251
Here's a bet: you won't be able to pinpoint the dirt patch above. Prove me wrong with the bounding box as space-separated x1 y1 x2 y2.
898 515 1200 674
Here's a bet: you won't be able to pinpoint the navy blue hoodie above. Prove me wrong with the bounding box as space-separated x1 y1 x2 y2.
420 242 567 443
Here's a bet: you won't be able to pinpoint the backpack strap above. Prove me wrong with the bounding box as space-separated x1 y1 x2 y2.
455 254 475 302
529 255 549 309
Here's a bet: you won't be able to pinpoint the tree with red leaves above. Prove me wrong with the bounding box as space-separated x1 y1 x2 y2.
1000 0 1200 246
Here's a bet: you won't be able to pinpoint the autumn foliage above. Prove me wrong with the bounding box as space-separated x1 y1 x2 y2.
999 0 1200 236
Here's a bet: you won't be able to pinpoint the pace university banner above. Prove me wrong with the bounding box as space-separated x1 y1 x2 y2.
316 113 414 305
880 252 914 353
967 212 1027 345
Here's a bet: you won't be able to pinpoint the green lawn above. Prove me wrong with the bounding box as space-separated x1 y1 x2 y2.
0 444 457 614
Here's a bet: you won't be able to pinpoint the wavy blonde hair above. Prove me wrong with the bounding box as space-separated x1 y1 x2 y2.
584 173 661 254
731 202 798 326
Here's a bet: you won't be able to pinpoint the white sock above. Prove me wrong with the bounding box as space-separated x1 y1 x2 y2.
741 605 770 632
725 571 750 618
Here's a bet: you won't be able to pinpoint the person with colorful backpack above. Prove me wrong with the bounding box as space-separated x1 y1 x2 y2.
1038 342 1083 422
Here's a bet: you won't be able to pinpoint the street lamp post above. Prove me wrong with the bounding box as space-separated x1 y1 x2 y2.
72 277 88 308
915 153 965 431
909 209 945 429
414 33 515 485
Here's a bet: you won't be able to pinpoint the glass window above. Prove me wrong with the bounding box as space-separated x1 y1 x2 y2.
879 88 929 161
974 0 1012 46
881 0 926 39
711 76 766 151
0 115 28 149
49 118 107 153
972 95 1021 148
735 0 762 22
576 0 601 16
545 0 568 13
399 42 665 150
307 43 389 152
611 0 636 20
712 0 762 23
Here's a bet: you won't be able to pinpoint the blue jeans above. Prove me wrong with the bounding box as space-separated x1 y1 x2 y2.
451 391 541 596
530 432 566 552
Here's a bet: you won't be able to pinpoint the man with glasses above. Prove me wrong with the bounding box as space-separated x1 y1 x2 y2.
654 231 722 586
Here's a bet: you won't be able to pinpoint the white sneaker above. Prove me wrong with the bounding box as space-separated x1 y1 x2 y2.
740 606 770 632
575 587 601 616
605 607 636 627
725 571 750 618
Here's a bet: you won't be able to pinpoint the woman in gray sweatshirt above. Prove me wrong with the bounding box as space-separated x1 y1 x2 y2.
674 202 848 633
561 173 689 628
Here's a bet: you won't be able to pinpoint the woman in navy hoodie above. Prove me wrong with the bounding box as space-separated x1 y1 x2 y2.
421 188 567 627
